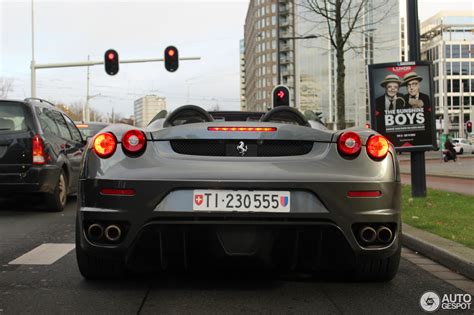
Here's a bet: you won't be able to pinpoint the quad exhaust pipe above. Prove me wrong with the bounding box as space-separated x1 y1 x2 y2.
358 225 393 245
376 226 393 243
105 224 122 242
87 224 104 240
359 226 377 243
87 223 122 242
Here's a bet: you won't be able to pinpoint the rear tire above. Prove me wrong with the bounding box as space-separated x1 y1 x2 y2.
459 148 464 155
353 245 401 282
75 219 125 279
45 170 67 212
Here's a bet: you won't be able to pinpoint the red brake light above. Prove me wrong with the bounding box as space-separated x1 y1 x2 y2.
122 130 146 155
337 131 361 156
93 132 117 158
366 135 389 159
100 188 136 196
32 135 46 165
347 191 382 198
208 127 277 132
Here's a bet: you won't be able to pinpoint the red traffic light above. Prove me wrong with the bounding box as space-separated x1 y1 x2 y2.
272 85 290 107
467 121 472 133
104 49 119 76
164 46 179 72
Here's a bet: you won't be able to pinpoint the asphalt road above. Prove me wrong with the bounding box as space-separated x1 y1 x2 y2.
0 197 471 314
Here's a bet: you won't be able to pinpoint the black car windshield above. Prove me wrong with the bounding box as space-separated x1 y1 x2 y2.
76 124 108 137
0 102 30 132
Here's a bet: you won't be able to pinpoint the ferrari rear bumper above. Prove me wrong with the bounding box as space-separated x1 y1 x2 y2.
77 178 401 271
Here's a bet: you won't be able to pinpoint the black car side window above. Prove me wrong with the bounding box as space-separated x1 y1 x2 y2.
63 114 83 142
36 107 60 137
51 111 72 141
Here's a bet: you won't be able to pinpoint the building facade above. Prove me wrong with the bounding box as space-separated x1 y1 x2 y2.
295 0 401 127
240 39 247 111
244 0 400 127
133 95 167 128
244 0 296 111
420 11 474 137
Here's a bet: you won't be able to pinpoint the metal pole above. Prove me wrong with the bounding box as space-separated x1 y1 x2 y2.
30 0 36 97
276 1 281 85
407 0 427 198
442 39 449 135
460 81 464 138
84 55 89 122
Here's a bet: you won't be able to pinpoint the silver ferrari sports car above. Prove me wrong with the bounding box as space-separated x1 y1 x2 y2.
76 105 401 281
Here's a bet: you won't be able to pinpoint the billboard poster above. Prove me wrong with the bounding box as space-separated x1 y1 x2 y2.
368 61 436 151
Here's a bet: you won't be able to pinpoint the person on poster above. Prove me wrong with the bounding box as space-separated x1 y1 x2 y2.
402 71 431 108
375 74 405 131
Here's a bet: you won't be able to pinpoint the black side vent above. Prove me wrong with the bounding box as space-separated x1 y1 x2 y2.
170 140 313 157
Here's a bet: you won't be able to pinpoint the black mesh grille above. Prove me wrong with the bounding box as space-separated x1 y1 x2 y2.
170 140 313 157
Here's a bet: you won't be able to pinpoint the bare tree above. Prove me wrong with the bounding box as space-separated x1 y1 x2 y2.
299 0 395 129
56 101 103 122
0 78 14 99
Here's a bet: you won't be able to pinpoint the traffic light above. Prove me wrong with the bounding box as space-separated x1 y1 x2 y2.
104 49 119 75
467 121 472 133
164 46 179 72
272 85 290 107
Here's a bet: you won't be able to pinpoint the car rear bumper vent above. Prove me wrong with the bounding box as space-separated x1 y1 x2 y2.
169 140 313 157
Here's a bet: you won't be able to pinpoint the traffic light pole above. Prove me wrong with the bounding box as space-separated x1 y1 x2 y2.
30 56 201 97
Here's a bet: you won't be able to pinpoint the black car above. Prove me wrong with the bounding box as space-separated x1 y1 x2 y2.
75 122 109 138
0 98 86 211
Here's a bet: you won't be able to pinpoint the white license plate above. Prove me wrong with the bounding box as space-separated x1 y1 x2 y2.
193 190 290 212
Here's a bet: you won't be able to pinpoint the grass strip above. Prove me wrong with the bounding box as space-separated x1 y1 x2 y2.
402 185 474 249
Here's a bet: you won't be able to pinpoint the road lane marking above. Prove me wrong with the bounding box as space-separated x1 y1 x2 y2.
9 243 75 265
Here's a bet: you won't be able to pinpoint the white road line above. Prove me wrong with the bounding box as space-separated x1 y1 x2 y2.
9 243 75 265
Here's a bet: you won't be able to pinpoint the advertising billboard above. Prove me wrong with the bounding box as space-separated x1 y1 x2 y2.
368 61 436 151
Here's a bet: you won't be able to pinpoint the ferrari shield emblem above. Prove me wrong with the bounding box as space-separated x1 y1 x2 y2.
195 194 203 206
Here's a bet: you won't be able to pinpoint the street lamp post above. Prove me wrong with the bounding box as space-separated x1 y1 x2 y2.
31 0 36 97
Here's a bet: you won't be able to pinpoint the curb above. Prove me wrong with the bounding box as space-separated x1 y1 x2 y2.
400 172 474 180
402 224 474 280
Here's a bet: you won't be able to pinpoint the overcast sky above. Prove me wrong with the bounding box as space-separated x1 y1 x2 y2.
1 0 473 118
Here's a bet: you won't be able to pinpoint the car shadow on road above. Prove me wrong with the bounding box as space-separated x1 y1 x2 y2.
0 195 76 213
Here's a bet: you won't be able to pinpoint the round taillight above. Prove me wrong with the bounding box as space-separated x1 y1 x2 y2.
366 135 389 159
93 132 117 158
122 130 146 155
337 131 362 156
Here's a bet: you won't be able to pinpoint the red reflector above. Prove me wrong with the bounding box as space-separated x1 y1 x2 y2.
122 129 146 154
208 127 277 132
100 188 135 196
347 191 382 198
337 131 362 156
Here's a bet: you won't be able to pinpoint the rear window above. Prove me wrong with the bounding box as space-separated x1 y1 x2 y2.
0 102 30 132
